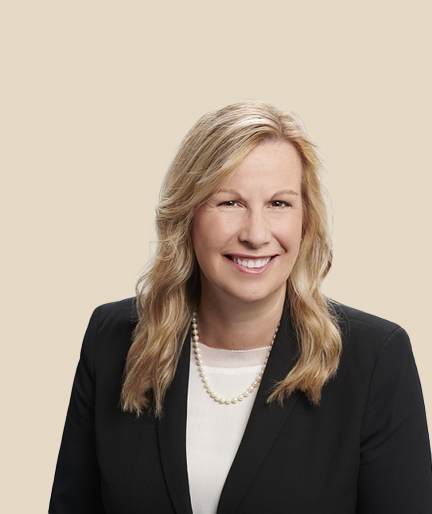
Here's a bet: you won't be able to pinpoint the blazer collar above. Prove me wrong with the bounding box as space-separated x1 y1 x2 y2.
217 307 300 513
157 304 299 514
156 328 194 514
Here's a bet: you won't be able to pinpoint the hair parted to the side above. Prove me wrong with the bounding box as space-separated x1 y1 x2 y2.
121 100 342 417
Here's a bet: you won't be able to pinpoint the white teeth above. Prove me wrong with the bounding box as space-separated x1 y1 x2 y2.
232 257 271 269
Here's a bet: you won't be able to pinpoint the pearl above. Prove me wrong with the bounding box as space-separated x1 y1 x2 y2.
192 311 279 406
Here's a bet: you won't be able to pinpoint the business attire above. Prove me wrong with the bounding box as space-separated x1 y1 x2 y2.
49 297 432 513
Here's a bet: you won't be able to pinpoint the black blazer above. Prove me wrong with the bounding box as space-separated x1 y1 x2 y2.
50 298 432 513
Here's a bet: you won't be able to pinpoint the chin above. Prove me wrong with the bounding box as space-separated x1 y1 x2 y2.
226 286 286 305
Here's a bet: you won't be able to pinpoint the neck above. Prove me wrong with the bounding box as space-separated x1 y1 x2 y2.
195 290 286 350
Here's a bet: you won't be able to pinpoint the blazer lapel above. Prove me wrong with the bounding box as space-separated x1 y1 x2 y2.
157 329 194 514
217 311 300 514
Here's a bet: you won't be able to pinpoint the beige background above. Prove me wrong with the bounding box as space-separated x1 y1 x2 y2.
2 1 431 512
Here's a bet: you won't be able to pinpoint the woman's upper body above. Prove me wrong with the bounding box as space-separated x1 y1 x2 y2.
49 296 432 514
50 101 432 512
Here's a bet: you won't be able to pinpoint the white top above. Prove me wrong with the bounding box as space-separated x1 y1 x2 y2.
186 339 271 514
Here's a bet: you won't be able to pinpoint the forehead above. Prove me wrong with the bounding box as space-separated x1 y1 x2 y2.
220 140 303 191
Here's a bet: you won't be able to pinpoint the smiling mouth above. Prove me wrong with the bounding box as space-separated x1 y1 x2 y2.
226 255 276 269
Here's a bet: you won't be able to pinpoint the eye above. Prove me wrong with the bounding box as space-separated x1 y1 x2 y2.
218 200 239 207
270 200 290 208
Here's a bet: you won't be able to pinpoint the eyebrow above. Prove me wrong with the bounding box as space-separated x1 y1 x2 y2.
271 189 300 197
216 188 300 197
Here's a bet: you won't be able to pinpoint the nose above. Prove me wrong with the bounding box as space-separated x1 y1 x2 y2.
238 209 271 248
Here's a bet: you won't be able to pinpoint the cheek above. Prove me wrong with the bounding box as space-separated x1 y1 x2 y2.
193 212 236 252
191 210 209 250
191 225 206 260
277 216 303 248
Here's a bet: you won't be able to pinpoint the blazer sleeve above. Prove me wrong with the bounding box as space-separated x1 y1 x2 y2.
49 308 105 514
357 327 432 513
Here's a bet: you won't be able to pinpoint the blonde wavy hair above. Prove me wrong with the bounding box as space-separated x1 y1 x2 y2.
122 100 342 417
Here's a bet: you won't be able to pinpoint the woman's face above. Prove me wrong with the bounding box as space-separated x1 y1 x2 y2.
192 140 303 308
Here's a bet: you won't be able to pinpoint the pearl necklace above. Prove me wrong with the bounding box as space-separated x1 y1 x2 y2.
191 312 279 405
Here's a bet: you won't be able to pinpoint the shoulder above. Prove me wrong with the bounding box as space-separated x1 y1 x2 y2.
333 301 401 334
92 297 138 329
329 300 413 377
332 300 406 345
82 297 138 366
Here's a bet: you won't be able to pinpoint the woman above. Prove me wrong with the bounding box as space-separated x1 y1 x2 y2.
50 101 432 513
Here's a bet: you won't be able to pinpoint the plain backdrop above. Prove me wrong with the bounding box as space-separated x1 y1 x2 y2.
2 1 431 512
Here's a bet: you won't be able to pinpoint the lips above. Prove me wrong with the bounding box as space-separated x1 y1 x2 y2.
226 255 276 270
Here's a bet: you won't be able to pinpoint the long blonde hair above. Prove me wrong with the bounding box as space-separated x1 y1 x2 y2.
121 101 342 417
